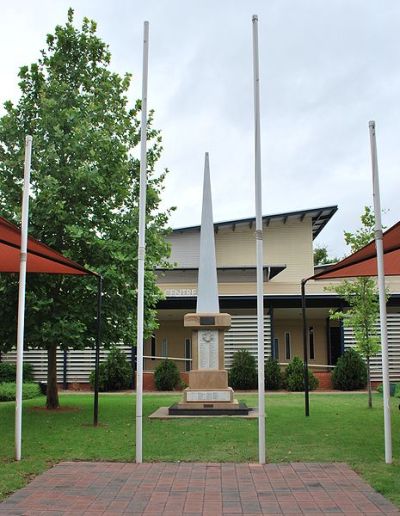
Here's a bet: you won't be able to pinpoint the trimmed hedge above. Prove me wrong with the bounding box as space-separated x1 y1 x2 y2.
284 356 319 391
265 357 282 390
0 382 42 402
332 348 367 390
228 349 258 390
0 362 34 383
377 383 400 398
89 346 132 392
154 359 181 391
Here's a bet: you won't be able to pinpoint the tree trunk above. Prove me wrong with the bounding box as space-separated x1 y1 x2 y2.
47 344 60 409
367 356 372 409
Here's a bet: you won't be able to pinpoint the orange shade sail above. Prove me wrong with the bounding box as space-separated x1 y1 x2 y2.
313 221 400 280
0 216 95 276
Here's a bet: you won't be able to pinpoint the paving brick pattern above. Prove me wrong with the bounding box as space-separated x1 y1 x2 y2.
0 461 398 515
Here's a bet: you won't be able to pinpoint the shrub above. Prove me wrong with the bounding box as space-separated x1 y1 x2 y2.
396 384 400 399
89 346 132 392
332 348 367 390
154 359 181 391
0 382 42 402
376 383 400 398
285 356 319 392
228 349 258 390
265 357 282 390
0 362 34 383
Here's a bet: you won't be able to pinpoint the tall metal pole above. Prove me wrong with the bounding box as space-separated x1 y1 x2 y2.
93 275 103 426
15 135 32 461
136 21 149 464
301 279 310 416
252 14 266 464
368 121 392 464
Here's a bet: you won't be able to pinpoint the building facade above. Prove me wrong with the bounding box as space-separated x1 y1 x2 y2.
3 205 400 386
146 205 400 385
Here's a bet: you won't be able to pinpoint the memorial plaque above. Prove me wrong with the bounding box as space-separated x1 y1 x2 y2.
198 330 218 369
186 390 231 402
200 316 215 325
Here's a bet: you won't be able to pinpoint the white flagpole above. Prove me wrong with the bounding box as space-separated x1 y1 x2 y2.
369 121 392 464
252 14 266 464
135 21 149 464
15 135 32 461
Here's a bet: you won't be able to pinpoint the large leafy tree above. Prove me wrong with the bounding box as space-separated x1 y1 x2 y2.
329 207 386 408
0 10 172 408
313 245 339 266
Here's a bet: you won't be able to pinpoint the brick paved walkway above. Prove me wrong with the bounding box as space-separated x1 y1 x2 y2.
1 461 399 515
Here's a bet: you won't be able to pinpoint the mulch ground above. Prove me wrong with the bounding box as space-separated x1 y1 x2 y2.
0 461 398 515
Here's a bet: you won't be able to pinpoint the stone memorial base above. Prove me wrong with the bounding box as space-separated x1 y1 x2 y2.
188 370 228 389
149 406 257 419
168 401 251 416
168 372 251 416
184 387 233 403
169 311 250 416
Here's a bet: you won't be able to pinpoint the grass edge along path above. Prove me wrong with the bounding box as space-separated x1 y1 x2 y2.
0 392 399 507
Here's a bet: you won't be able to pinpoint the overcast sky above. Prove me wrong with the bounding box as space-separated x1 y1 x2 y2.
1 1 399 257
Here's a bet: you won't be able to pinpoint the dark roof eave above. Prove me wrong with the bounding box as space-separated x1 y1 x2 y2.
157 293 400 310
156 265 287 280
171 205 338 240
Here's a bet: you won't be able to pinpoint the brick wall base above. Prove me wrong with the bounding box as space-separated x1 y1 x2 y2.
60 372 338 392
314 371 332 390
140 371 189 391
57 383 91 391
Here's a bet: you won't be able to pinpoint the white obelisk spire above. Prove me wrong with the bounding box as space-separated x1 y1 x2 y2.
196 153 219 314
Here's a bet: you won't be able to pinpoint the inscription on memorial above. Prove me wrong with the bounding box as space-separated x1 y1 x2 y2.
186 390 231 402
198 330 218 369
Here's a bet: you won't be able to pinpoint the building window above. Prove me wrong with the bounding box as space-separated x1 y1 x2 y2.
151 335 156 360
161 338 168 358
285 332 291 360
272 338 279 360
309 327 315 360
185 338 191 372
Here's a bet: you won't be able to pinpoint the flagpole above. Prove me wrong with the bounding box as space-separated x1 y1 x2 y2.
15 135 32 461
368 121 392 464
136 21 149 464
252 14 266 464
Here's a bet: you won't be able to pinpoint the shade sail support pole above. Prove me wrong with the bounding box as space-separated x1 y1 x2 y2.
93 275 103 426
252 14 266 464
136 21 149 464
369 120 392 464
15 135 32 461
301 279 310 417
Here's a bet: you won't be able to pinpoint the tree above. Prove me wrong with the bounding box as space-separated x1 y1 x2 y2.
0 10 172 408
329 207 386 408
313 245 339 266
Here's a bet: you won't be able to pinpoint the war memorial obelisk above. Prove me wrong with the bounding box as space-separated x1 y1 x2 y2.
169 153 250 415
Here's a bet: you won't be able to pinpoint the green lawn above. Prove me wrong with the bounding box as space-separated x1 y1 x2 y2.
0 392 399 507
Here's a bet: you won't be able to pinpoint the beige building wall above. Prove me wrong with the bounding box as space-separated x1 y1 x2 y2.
273 318 328 368
167 231 200 268
215 218 314 282
306 276 400 296
157 273 400 299
143 320 191 372
167 217 314 283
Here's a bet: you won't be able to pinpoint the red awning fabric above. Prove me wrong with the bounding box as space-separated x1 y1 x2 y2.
0 216 95 276
313 221 400 280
